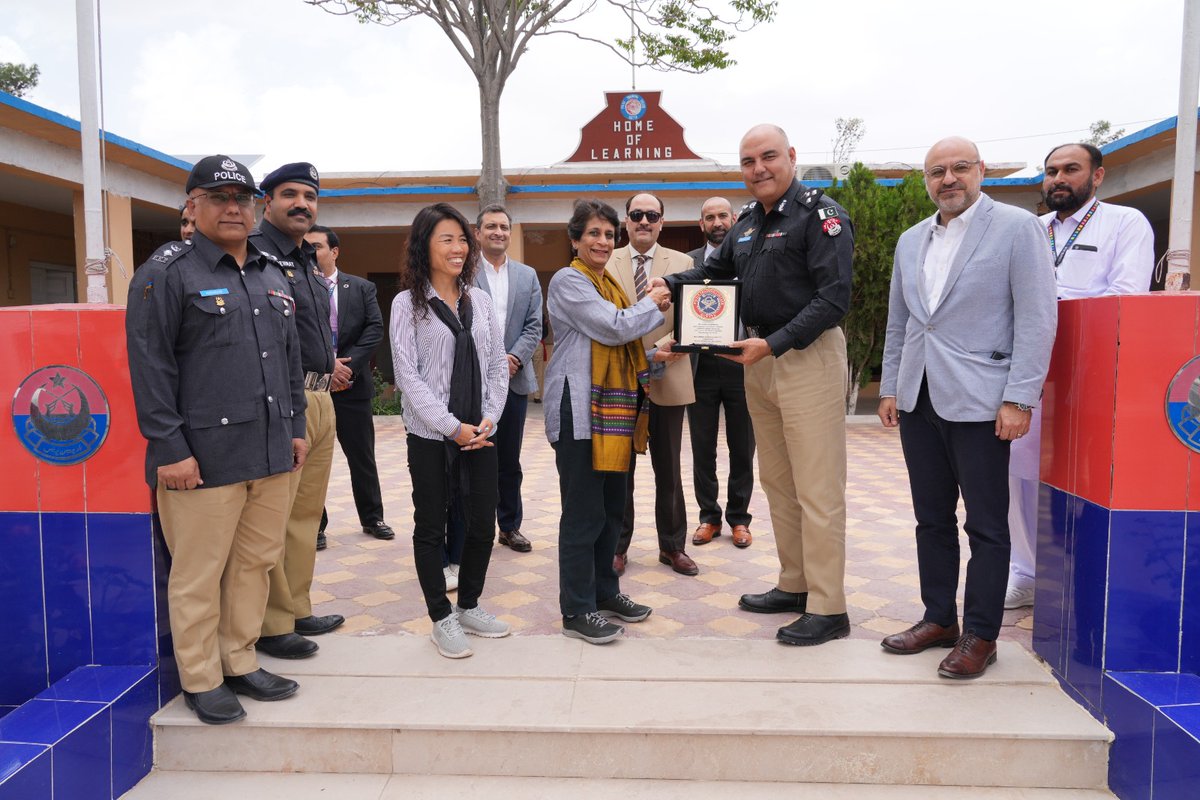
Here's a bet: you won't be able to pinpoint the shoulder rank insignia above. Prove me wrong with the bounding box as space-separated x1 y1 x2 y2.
149 240 192 265
799 187 824 209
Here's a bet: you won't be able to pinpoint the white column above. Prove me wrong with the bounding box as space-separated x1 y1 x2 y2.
1167 0 1200 291
76 0 107 303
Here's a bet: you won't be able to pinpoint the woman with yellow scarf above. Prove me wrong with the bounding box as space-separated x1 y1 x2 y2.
545 199 672 644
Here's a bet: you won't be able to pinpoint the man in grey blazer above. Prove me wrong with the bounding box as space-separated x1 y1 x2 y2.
877 136 1057 679
474 204 543 553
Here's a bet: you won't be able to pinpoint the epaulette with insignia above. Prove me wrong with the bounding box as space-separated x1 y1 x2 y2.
149 240 192 266
798 187 824 209
740 200 758 213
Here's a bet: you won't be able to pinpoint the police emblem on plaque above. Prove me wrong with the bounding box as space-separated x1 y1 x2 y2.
12 365 110 465
620 93 647 121
1166 355 1200 452
691 288 726 320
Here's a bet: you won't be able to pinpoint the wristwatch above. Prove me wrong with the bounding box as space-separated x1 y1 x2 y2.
1006 401 1033 412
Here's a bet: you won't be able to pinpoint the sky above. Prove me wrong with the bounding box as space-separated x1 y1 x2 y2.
0 0 1195 179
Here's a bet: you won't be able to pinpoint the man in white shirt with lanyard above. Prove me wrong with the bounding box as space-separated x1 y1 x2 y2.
1005 142 1155 609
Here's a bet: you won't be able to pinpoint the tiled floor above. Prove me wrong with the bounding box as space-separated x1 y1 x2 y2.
315 405 1034 650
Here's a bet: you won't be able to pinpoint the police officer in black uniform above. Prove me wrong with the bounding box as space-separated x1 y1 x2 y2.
126 155 307 724
658 123 855 647
250 163 347 660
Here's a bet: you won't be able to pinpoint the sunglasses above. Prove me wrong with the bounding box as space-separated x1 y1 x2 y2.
628 210 662 223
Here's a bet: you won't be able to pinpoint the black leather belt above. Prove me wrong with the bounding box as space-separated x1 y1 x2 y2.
745 324 778 339
304 371 332 392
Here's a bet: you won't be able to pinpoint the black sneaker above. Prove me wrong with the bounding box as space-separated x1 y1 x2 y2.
597 593 652 622
563 611 624 644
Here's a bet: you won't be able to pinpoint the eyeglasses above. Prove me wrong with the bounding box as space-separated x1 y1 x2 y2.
924 161 981 180
628 210 662 223
193 191 256 207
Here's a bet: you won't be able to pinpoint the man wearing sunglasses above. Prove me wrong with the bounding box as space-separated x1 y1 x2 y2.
250 162 348 662
126 155 308 724
608 193 698 577
877 136 1056 679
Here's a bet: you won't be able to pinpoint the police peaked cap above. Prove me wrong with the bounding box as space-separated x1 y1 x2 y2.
185 155 258 194
260 162 321 194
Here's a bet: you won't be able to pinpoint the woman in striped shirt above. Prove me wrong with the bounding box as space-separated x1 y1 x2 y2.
390 203 510 659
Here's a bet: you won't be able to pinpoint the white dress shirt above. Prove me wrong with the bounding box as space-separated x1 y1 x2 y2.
481 256 509 335
922 195 983 313
1040 198 1155 300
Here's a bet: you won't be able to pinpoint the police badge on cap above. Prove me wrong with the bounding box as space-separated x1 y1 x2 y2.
260 162 320 195
185 155 257 194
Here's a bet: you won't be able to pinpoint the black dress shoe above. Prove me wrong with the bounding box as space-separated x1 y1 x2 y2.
498 529 532 552
777 613 851 646
316 531 327 551
184 685 245 725
295 613 345 636
738 588 808 614
363 521 396 540
255 632 319 659
225 668 299 701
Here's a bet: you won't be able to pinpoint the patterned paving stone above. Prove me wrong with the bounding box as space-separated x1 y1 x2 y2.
315 409 1034 653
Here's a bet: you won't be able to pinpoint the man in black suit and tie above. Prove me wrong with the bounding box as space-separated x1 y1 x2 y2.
304 225 393 544
686 197 755 550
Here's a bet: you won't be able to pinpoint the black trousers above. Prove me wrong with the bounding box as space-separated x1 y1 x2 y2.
687 353 755 527
495 389 528 533
618 399 686 554
899 379 1011 641
406 434 497 622
331 392 385 526
553 388 624 617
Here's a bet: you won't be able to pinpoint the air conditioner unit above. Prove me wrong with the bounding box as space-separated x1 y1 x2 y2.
799 163 852 183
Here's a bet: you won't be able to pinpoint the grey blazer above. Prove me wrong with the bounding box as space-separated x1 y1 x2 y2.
474 258 543 396
880 193 1058 422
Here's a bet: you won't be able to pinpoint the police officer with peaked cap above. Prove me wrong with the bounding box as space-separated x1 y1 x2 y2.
656 123 855 647
250 162 348 660
126 154 308 725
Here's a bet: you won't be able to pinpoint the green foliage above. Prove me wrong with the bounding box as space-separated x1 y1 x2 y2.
0 62 40 98
370 367 404 415
1087 119 1125 147
826 165 934 411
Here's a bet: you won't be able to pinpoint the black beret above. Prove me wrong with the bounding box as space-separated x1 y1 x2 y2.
185 155 257 194
261 162 320 194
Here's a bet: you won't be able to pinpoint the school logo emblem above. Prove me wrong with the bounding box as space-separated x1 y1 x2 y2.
1166 355 1200 452
692 289 726 320
620 93 647 121
12 366 110 466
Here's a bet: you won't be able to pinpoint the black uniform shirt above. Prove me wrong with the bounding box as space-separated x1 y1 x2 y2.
669 179 854 357
125 233 307 489
250 219 335 375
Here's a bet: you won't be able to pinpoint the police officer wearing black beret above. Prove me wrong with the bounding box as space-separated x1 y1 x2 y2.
126 155 308 724
657 124 855 647
250 162 347 660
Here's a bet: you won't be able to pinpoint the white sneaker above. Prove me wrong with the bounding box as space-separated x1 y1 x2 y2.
1004 584 1036 610
431 613 473 658
443 565 459 592
449 563 460 577
455 604 511 638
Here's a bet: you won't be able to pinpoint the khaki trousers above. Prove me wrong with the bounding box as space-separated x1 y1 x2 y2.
744 326 848 615
263 389 336 635
157 471 290 692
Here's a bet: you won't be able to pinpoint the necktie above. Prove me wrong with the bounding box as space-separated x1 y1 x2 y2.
634 254 648 301
324 275 338 349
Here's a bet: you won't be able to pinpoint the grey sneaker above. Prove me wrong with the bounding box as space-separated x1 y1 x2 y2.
431 613 473 658
597 593 652 623
563 611 624 644
455 604 511 638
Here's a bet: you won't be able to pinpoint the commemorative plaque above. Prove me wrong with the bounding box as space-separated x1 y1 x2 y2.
672 279 741 354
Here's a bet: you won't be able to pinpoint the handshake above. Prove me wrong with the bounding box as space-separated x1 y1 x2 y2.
647 277 671 311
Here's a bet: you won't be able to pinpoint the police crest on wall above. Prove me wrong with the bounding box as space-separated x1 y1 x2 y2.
12 365 110 465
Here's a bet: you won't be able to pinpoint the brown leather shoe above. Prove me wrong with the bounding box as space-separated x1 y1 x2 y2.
613 552 628 577
658 550 699 576
937 632 998 679
692 523 721 546
731 525 752 548
880 620 961 655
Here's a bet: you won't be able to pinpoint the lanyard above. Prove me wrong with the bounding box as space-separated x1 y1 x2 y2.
1047 200 1099 268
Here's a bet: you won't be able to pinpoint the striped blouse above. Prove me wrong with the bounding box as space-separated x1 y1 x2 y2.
390 285 509 442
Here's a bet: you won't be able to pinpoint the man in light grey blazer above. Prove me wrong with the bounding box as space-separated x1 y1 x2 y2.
877 136 1057 680
474 204 543 553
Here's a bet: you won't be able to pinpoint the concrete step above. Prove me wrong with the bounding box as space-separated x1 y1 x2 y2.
123 771 1118 799
148 635 1112 790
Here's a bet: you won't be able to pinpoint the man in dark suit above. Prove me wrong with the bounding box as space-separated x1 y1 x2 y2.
686 196 755 551
304 225 393 545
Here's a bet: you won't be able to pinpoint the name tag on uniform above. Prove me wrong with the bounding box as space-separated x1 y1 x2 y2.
200 288 229 297
737 235 752 243
1071 244 1098 252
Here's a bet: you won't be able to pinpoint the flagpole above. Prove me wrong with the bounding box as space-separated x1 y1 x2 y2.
1167 0 1200 291
76 0 107 303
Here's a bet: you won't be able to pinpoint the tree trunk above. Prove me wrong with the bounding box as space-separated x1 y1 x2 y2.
476 79 508 208
845 364 862 415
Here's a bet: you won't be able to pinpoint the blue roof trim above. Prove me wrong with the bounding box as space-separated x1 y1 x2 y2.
322 186 475 197
510 180 745 194
0 90 193 172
